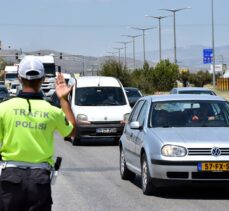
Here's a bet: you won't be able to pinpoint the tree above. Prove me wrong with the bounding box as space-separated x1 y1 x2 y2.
179 69 190 87
189 71 212 87
0 58 7 81
152 59 179 91
131 62 155 94
99 59 132 87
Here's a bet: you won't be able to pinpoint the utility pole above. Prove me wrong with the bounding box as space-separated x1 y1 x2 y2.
117 41 131 68
160 7 191 64
130 27 156 63
121 34 142 69
211 0 216 88
113 47 124 64
145 15 170 61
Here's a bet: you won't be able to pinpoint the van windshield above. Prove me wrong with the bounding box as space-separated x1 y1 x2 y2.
75 87 127 106
5 73 18 79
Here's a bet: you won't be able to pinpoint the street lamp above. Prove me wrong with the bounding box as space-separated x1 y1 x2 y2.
113 47 124 64
211 0 216 88
160 7 191 64
106 51 118 61
130 26 156 63
116 41 131 67
121 34 142 69
145 15 170 62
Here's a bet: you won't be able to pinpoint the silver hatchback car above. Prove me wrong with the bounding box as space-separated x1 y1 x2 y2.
119 94 229 195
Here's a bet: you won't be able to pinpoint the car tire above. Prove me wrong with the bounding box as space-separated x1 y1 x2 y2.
64 137 71 142
114 138 120 146
72 137 81 146
141 153 157 195
120 147 135 180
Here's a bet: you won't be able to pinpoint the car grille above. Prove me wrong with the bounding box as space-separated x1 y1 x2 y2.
166 171 229 179
188 148 229 156
192 172 229 179
90 121 121 124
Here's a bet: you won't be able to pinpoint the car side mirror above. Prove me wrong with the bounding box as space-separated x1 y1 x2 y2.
130 121 141 129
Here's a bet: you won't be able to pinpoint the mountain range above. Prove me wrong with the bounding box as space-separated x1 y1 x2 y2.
0 45 228 75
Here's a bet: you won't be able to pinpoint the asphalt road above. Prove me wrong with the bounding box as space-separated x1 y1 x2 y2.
52 133 229 211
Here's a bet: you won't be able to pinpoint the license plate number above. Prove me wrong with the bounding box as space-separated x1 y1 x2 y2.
198 162 229 171
96 128 117 133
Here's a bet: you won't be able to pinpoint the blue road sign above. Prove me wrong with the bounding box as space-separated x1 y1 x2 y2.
203 48 213 64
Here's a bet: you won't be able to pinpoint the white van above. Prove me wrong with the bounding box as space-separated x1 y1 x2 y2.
68 76 131 145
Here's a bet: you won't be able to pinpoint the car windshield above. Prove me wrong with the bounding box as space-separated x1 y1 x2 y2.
43 63 56 76
75 87 126 106
11 84 19 89
150 100 229 128
179 90 215 95
125 89 142 98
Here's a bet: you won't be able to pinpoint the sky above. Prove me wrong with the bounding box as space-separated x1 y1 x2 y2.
0 0 229 60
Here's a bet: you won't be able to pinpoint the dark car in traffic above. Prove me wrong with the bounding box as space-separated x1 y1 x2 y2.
0 85 10 102
124 87 143 107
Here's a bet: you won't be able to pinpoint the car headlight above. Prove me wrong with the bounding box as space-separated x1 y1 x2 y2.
121 113 130 124
124 113 130 121
161 145 187 157
77 114 89 123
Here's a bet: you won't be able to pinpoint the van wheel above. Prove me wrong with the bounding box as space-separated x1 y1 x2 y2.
72 137 81 146
141 153 157 195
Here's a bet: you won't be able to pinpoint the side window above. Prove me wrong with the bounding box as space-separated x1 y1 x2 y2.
137 101 148 126
129 100 145 122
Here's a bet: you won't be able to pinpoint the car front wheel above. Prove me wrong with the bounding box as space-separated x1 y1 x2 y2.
72 137 81 146
120 147 135 180
141 153 157 195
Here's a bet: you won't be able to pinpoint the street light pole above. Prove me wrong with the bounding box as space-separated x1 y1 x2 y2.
160 7 191 64
130 27 156 63
117 41 131 68
113 47 123 64
211 0 216 88
121 34 142 69
106 51 118 60
145 15 170 61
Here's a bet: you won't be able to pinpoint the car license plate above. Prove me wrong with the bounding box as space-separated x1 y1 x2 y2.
198 162 229 171
96 128 117 133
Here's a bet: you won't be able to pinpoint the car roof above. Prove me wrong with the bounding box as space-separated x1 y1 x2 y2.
143 94 225 102
75 76 121 88
172 87 213 91
0 85 7 89
10 82 20 86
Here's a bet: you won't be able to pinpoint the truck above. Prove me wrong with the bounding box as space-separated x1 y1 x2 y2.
4 65 19 89
22 55 56 97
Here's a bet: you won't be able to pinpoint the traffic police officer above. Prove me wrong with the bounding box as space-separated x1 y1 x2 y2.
0 57 76 211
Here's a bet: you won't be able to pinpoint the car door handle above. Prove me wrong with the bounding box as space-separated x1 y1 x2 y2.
130 133 133 138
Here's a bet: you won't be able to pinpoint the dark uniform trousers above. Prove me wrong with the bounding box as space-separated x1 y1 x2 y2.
0 167 52 211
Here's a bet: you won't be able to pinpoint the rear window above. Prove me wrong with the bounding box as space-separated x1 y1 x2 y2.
125 89 142 98
75 87 127 106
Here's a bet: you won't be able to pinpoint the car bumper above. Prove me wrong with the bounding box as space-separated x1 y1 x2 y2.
150 159 229 181
76 122 125 139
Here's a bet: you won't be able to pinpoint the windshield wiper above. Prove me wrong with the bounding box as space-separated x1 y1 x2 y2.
101 102 120 105
161 125 172 128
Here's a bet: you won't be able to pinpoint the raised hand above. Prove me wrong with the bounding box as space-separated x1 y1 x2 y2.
55 73 73 100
